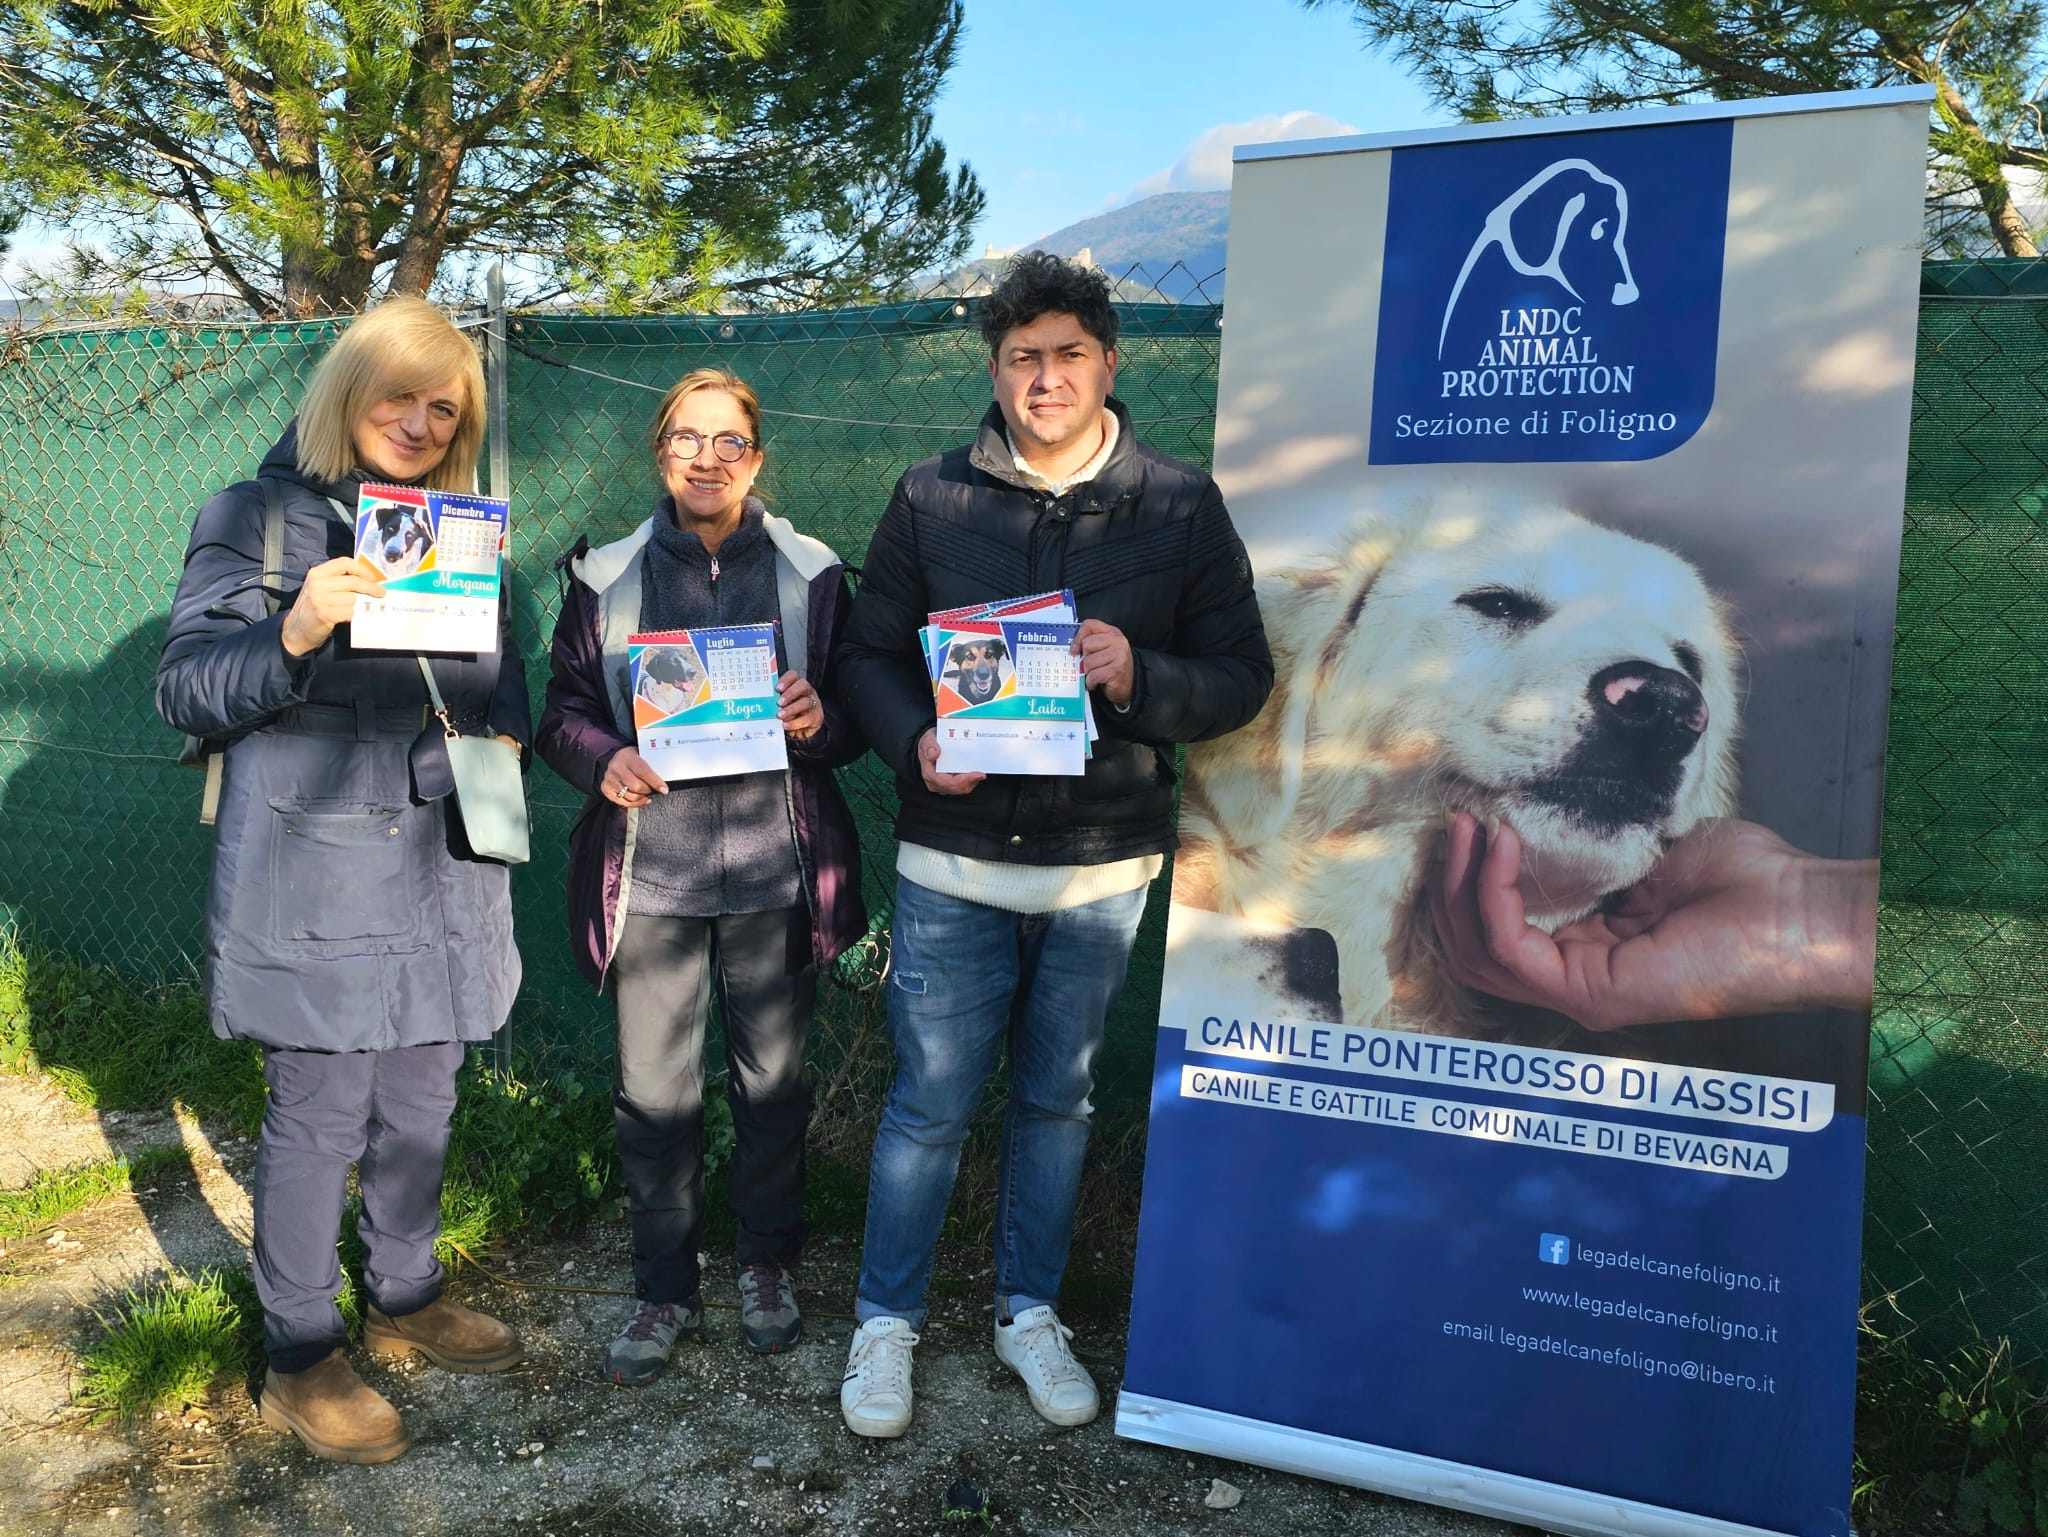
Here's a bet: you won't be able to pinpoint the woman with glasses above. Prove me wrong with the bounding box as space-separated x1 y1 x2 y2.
536 366 865 1383
155 297 529 1464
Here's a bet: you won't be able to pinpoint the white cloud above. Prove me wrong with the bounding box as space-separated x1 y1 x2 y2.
1 211 78 290
1114 110 1361 207
1 239 69 290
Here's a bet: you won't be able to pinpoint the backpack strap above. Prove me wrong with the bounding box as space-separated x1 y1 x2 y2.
197 474 290 825
260 474 286 618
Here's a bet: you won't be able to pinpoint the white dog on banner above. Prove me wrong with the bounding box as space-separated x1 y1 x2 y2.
1171 495 1739 1037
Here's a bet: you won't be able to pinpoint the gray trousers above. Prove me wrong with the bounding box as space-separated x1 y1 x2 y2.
612 907 815 1304
252 1041 464 1373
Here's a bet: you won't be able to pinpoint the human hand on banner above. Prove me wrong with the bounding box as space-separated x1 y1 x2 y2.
280 556 385 657
777 672 823 740
1071 619 1134 706
1430 812 1877 1029
917 727 986 795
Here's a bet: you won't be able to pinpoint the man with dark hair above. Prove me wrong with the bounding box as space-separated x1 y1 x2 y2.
834 250 1272 1438
975 247 1123 359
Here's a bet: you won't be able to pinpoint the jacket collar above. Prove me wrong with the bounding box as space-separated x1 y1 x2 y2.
967 396 1142 511
261 420 370 512
571 495 839 593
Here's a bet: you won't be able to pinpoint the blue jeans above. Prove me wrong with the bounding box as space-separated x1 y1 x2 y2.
856 874 1150 1327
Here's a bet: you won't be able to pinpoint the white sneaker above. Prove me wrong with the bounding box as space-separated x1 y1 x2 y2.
994 1305 1099 1427
841 1316 918 1438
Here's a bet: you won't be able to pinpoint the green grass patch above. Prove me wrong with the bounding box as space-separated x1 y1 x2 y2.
0 929 264 1134
1856 1298 2048 1534
0 927 649 1254
77 1268 261 1421
0 1145 189 1241
437 1052 649 1257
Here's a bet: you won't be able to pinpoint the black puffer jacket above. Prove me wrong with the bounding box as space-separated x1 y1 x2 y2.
837 399 1272 865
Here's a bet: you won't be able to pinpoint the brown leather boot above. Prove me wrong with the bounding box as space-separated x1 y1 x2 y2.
259 1350 410 1464
364 1297 523 1374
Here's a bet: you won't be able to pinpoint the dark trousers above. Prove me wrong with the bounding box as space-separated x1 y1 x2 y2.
611 907 815 1304
252 1041 464 1373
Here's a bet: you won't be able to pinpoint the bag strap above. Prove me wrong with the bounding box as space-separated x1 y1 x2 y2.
260 475 286 617
417 656 458 738
199 749 225 825
198 474 290 826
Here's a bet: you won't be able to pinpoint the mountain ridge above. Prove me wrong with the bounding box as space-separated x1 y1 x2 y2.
937 191 1228 302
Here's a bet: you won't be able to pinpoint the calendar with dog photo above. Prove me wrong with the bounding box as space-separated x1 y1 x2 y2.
943 636 1012 707
357 487 438 579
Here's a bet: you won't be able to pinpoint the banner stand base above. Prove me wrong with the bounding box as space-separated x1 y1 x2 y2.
1113 1392 1803 1537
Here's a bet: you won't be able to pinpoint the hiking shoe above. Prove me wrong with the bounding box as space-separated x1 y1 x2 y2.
603 1299 702 1386
364 1297 523 1374
737 1263 802 1354
840 1316 918 1438
994 1305 1099 1427
259 1350 410 1464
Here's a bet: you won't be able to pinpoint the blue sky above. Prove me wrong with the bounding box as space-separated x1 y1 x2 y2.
931 0 1445 252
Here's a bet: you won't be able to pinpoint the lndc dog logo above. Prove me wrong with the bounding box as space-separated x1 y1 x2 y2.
1439 158 1640 357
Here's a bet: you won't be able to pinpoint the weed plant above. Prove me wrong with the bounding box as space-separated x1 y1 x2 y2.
437 1052 648 1255
1856 1296 2048 1535
76 1269 262 1421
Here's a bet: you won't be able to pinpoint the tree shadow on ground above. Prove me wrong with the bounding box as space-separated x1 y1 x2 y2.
0 620 252 1283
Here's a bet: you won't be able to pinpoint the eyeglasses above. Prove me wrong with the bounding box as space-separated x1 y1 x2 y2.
656 428 755 462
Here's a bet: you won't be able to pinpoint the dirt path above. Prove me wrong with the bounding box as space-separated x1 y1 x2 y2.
0 1075 1540 1537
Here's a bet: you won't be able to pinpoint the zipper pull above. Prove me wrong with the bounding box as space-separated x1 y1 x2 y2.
710 555 720 583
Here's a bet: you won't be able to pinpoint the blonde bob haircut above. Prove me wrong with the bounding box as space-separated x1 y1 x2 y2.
295 296 486 490
648 366 765 456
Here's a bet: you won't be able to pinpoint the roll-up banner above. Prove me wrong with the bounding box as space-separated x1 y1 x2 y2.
1118 87 1931 1537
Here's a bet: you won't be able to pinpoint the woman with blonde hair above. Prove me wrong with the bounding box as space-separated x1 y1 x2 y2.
157 295 530 1464
538 366 864 1382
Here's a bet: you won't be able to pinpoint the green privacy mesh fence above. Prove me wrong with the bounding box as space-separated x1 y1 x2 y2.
0 275 1225 1117
1862 260 2048 1359
2 262 2046 1357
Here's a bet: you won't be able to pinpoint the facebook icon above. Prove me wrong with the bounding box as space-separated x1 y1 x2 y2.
1540 1234 1572 1266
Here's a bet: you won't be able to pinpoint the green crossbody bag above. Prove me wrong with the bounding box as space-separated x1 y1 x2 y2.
416 657 530 864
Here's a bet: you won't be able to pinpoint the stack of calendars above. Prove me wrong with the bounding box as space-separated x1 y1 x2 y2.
628 624 787 782
921 591 1096 776
350 483 509 653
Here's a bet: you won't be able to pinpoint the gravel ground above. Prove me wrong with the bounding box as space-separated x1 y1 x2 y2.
0 1074 1542 1537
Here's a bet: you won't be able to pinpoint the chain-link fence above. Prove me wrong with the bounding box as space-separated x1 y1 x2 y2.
4 262 2047 1359
0 270 1226 1121
1864 259 2048 1362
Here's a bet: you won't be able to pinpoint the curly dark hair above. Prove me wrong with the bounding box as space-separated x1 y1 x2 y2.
978 250 1119 357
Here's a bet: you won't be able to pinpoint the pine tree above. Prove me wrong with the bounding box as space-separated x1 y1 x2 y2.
1302 0 2046 255
0 0 985 313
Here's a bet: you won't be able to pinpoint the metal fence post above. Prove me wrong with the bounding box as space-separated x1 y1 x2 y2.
486 261 514 1080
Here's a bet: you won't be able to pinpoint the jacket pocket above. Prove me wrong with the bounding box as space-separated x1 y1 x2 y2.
1071 739 1163 803
268 799 413 942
